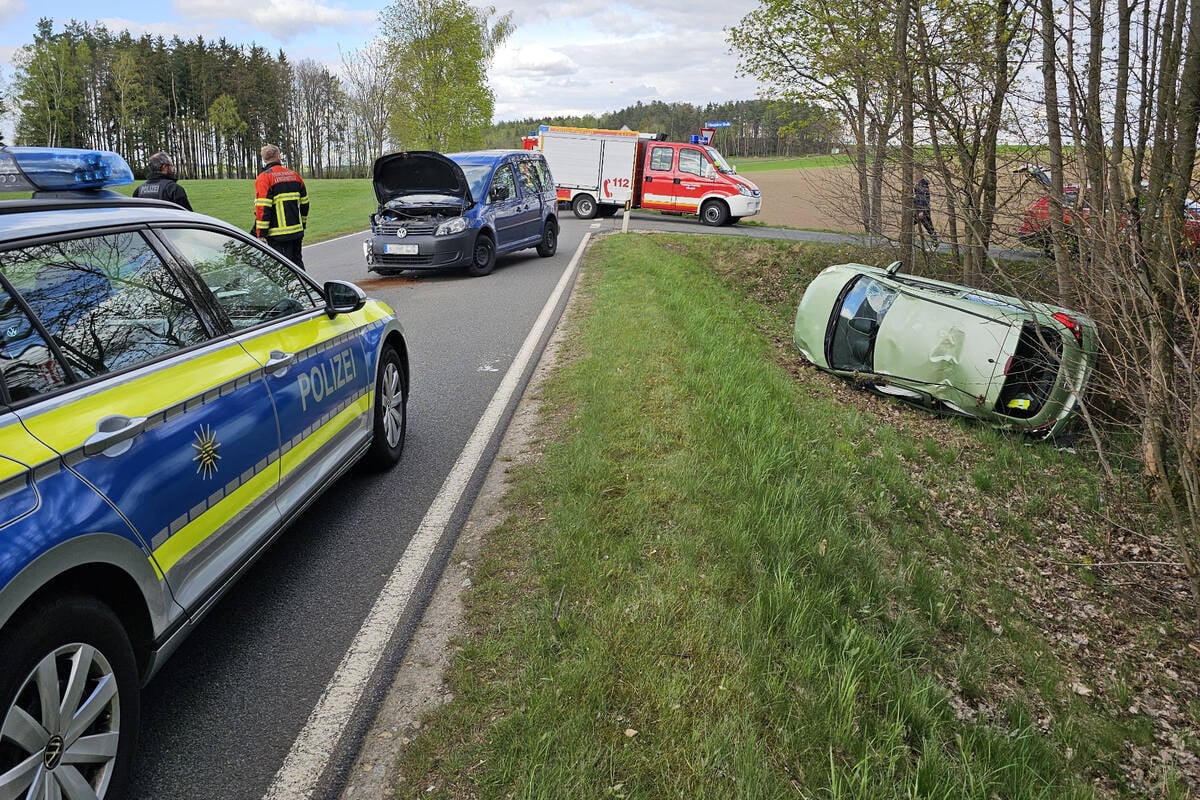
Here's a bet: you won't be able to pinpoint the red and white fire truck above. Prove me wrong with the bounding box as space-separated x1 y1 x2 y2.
536 125 763 226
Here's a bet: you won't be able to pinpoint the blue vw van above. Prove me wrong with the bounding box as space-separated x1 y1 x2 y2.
364 149 559 277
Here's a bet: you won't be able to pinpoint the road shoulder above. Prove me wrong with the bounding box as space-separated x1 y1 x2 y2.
337 272 575 800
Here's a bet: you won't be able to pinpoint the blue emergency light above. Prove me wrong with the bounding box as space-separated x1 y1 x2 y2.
0 146 134 194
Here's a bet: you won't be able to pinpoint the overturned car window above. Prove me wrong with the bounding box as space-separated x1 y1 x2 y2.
828 276 897 372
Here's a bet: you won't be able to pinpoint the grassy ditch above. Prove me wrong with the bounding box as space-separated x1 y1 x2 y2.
390 234 1198 798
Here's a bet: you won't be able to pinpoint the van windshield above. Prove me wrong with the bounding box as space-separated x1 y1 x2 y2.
460 165 492 203
704 147 735 174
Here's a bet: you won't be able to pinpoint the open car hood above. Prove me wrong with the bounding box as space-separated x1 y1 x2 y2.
371 151 473 205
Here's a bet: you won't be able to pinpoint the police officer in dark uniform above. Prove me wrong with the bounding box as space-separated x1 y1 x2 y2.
133 151 192 211
913 168 938 246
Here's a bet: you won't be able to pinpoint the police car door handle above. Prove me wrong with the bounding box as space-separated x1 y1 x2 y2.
83 415 148 457
265 350 295 376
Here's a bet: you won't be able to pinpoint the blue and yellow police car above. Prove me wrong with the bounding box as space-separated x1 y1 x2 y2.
0 146 409 797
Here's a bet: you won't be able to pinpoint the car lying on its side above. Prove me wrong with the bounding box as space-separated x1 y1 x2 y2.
363 149 559 277
792 260 1098 438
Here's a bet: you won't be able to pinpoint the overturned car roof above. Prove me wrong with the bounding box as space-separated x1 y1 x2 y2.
371 151 472 205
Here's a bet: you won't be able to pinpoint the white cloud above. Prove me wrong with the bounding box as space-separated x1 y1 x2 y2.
176 0 376 39
494 43 576 78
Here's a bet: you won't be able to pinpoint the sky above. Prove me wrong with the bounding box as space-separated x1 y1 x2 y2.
0 0 765 138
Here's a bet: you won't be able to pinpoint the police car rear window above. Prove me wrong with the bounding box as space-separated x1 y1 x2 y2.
0 283 67 401
1 232 209 381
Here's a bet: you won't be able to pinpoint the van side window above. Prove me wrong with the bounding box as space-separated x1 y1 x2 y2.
534 159 554 191
649 147 674 172
516 161 541 194
490 165 517 203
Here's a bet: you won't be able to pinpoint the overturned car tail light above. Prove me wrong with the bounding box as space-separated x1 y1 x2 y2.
1052 312 1084 345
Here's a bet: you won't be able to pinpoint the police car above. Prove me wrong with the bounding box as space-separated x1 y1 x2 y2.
0 147 409 797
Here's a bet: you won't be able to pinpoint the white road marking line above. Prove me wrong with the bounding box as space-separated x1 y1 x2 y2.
306 230 371 246
262 232 592 800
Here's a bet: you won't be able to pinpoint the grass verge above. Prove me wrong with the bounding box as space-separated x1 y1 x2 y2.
389 234 1198 798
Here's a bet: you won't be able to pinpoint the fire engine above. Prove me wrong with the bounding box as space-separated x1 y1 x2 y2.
536 125 763 226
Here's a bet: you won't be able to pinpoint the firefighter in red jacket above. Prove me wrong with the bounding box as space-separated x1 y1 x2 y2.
254 144 309 269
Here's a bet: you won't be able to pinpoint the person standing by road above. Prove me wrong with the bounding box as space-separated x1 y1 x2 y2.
913 168 939 247
133 151 192 210
254 144 309 269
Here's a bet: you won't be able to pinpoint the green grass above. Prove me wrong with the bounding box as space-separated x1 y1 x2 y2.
384 233 1199 798
729 154 852 172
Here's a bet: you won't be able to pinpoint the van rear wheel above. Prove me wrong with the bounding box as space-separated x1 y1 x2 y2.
700 200 730 227
536 219 558 257
572 194 598 219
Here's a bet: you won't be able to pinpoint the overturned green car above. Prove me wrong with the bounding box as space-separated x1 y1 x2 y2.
792 261 1098 438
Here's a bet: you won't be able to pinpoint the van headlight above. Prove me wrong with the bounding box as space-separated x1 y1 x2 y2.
736 183 753 197
436 217 468 236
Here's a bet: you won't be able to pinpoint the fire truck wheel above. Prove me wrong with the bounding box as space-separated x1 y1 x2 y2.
700 200 730 227
572 194 598 219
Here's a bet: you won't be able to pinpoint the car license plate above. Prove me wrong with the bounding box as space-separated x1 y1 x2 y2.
384 243 418 255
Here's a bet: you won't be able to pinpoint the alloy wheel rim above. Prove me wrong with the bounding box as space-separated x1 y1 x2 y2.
0 643 121 799
381 362 404 446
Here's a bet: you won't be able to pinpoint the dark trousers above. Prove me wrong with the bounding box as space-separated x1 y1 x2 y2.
915 211 937 241
267 236 305 270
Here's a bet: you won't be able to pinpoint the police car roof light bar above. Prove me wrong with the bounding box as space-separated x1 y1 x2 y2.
0 146 134 194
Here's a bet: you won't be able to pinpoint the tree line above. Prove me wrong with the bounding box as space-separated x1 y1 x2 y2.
4 13 837 180
485 98 841 156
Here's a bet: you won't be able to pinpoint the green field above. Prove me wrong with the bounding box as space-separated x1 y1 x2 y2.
729 153 852 172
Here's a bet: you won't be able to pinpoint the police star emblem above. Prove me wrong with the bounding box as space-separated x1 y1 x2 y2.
192 424 221 479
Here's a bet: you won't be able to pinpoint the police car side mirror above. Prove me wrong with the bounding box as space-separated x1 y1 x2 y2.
324 280 366 318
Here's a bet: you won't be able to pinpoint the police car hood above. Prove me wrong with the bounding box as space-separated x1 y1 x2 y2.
372 151 473 205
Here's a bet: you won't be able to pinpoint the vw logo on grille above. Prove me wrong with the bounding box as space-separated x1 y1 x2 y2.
396 227 408 238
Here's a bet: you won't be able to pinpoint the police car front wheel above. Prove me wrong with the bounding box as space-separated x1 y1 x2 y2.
0 595 140 799
364 344 408 470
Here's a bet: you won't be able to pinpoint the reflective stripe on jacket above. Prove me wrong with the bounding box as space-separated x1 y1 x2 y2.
255 163 309 240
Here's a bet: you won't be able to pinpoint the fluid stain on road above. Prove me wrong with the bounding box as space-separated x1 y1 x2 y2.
355 276 420 289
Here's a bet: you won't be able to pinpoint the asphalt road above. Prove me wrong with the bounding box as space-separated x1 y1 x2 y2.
128 218 587 799
126 211 1034 799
